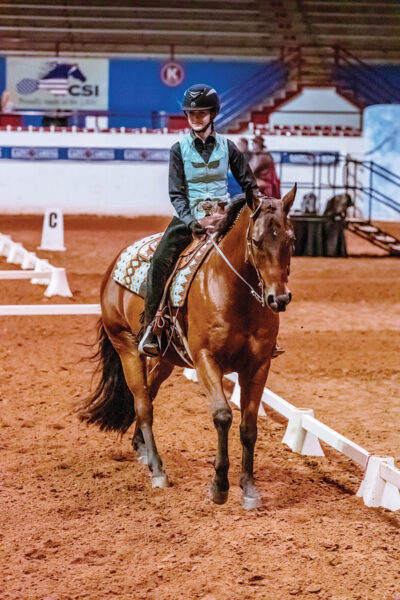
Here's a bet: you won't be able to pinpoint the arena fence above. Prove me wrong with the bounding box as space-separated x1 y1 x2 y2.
0 233 71 297
184 368 400 513
0 291 398 512
0 304 100 316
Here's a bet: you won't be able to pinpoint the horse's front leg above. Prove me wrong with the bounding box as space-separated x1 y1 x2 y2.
238 364 270 509
196 351 233 504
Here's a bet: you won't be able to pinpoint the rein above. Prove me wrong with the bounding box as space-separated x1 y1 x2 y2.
206 203 265 306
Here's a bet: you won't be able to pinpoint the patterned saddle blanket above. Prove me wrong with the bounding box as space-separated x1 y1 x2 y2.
113 232 214 308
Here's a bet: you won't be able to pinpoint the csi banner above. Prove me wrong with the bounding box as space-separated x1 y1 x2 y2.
6 57 109 110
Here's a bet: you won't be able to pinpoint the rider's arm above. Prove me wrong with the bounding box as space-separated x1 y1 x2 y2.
227 139 258 194
168 142 195 226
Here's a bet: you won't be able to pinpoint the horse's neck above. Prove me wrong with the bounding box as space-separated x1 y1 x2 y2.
218 206 252 276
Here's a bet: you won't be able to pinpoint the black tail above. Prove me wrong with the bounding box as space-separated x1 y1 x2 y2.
80 320 135 433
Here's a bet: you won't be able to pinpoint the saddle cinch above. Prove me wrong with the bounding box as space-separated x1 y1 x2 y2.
113 211 226 365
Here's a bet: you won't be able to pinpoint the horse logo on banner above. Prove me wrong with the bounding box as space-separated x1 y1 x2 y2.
17 62 86 97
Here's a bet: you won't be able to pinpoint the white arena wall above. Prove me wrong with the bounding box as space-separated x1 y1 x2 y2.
0 130 364 216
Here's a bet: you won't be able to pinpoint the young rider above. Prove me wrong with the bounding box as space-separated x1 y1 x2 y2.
138 83 257 357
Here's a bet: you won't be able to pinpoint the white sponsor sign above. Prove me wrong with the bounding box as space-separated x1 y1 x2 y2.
68 148 115 160
6 57 109 110
11 147 59 160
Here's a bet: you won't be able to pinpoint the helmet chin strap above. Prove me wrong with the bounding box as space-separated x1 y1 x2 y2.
185 109 215 136
196 120 212 135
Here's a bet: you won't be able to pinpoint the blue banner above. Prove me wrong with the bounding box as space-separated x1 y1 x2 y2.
0 147 339 165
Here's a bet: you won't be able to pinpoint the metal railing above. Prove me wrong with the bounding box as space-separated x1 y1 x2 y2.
333 46 400 106
215 50 300 130
274 152 400 220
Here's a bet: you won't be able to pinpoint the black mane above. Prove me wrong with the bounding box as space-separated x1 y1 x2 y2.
214 195 247 238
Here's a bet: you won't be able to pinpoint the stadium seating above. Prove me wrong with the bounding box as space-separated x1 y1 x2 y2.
0 0 287 58
1 0 399 61
293 1 400 62
1 0 400 132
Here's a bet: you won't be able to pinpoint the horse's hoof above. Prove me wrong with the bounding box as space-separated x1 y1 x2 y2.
209 485 229 505
212 490 229 505
152 475 170 489
242 494 261 510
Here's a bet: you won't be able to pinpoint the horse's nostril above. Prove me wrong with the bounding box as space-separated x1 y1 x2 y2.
288 292 292 303
267 294 275 306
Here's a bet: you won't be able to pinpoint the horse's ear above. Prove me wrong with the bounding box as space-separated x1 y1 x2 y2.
246 186 257 211
282 183 297 215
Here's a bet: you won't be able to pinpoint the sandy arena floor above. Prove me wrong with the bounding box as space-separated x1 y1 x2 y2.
1 215 400 600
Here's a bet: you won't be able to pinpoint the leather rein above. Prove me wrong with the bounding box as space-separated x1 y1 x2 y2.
206 201 265 306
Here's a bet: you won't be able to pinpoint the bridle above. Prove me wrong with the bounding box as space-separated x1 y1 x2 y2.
206 199 266 306
246 201 266 305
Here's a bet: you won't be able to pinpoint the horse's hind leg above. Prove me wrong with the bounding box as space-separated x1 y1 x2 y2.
196 352 233 505
118 349 170 488
238 366 269 509
131 359 174 466
132 425 147 464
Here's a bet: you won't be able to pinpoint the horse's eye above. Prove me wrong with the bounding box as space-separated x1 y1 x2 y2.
287 264 290 276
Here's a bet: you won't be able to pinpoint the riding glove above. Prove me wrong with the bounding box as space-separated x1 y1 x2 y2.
189 220 207 235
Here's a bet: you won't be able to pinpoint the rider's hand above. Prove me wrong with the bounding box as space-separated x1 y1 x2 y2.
189 220 207 235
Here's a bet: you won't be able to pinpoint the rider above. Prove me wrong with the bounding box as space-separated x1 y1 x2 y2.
138 83 258 357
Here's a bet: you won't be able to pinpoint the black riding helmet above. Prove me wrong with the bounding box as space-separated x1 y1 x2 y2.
181 84 220 116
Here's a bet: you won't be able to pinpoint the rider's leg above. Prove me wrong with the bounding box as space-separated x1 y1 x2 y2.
139 217 193 356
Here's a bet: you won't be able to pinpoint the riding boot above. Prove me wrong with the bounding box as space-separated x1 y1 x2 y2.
138 324 159 357
139 217 193 358
271 343 285 359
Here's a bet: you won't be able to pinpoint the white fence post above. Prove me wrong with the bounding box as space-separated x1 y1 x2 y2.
6 242 24 265
282 408 325 455
0 234 12 257
44 267 72 297
357 456 400 511
183 368 198 382
31 259 52 285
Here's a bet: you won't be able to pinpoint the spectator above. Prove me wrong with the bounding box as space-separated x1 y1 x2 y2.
42 109 69 127
1 90 14 113
301 192 318 214
249 135 272 171
0 90 21 127
236 137 252 163
253 154 281 199
250 136 281 198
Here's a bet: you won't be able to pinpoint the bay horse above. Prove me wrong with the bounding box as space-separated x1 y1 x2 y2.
81 185 296 509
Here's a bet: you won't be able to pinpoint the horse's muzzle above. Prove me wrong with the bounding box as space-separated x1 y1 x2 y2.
267 292 292 312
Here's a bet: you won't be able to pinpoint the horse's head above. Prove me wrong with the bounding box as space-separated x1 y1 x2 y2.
246 185 296 312
68 64 86 82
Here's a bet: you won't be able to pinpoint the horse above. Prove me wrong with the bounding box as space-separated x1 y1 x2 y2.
42 62 86 83
323 192 353 219
80 185 296 509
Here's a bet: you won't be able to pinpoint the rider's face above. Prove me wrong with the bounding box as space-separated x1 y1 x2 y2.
187 110 212 132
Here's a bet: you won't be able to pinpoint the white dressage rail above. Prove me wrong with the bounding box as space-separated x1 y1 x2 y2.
0 304 101 316
184 368 400 512
0 233 71 297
